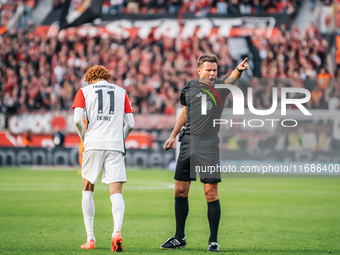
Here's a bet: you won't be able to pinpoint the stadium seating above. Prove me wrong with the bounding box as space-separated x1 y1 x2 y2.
0 0 336 116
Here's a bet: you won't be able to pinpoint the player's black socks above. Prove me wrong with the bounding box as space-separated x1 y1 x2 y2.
174 196 189 239
207 199 221 243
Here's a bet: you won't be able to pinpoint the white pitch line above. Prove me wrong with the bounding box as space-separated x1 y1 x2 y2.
0 183 175 191
0 182 339 195
219 187 340 195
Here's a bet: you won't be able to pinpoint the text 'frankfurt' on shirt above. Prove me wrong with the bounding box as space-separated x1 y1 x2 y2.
93 85 115 89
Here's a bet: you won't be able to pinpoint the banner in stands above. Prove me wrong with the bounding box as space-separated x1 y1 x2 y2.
8 112 74 135
7 113 176 135
0 147 175 168
66 0 103 28
38 15 290 39
0 147 80 166
0 130 156 149
0 144 339 167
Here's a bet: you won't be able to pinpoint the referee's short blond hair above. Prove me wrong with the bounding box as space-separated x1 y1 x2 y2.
197 54 219 68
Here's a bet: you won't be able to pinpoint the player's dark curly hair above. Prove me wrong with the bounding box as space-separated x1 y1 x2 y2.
85 65 111 83
197 54 219 68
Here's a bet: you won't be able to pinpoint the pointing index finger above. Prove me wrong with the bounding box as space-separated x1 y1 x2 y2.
242 57 248 64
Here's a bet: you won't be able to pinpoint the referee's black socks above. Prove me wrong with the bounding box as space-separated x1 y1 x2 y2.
207 199 221 243
174 196 189 239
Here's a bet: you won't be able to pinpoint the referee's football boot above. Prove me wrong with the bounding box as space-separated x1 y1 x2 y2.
207 242 220 252
160 236 186 249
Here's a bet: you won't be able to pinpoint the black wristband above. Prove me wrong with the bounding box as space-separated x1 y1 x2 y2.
237 67 244 73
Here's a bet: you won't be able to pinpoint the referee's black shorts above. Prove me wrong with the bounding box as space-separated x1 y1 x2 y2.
174 134 221 183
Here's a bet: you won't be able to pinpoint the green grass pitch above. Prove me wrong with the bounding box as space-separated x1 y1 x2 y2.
0 168 339 254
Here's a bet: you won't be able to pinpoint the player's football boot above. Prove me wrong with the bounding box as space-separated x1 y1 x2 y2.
80 239 95 249
160 237 186 249
111 231 123 252
207 242 220 252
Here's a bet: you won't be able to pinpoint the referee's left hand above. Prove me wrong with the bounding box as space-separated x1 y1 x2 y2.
237 57 249 72
164 137 175 150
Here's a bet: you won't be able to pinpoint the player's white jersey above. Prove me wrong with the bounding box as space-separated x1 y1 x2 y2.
72 80 133 153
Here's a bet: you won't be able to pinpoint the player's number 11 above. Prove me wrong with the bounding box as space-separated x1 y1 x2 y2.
95 89 115 115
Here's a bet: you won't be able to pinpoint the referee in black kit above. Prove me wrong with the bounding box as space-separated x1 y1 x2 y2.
160 54 249 252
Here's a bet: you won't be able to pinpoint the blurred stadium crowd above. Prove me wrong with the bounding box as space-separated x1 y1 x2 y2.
100 0 302 16
0 0 338 117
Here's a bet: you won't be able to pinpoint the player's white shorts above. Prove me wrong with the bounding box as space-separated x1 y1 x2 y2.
82 150 127 184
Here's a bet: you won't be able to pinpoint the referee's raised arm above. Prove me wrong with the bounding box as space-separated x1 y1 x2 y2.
224 57 249 85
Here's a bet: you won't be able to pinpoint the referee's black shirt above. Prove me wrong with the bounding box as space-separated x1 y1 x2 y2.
180 79 231 137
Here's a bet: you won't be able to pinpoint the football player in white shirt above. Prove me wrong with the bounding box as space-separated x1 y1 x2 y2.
72 65 134 252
